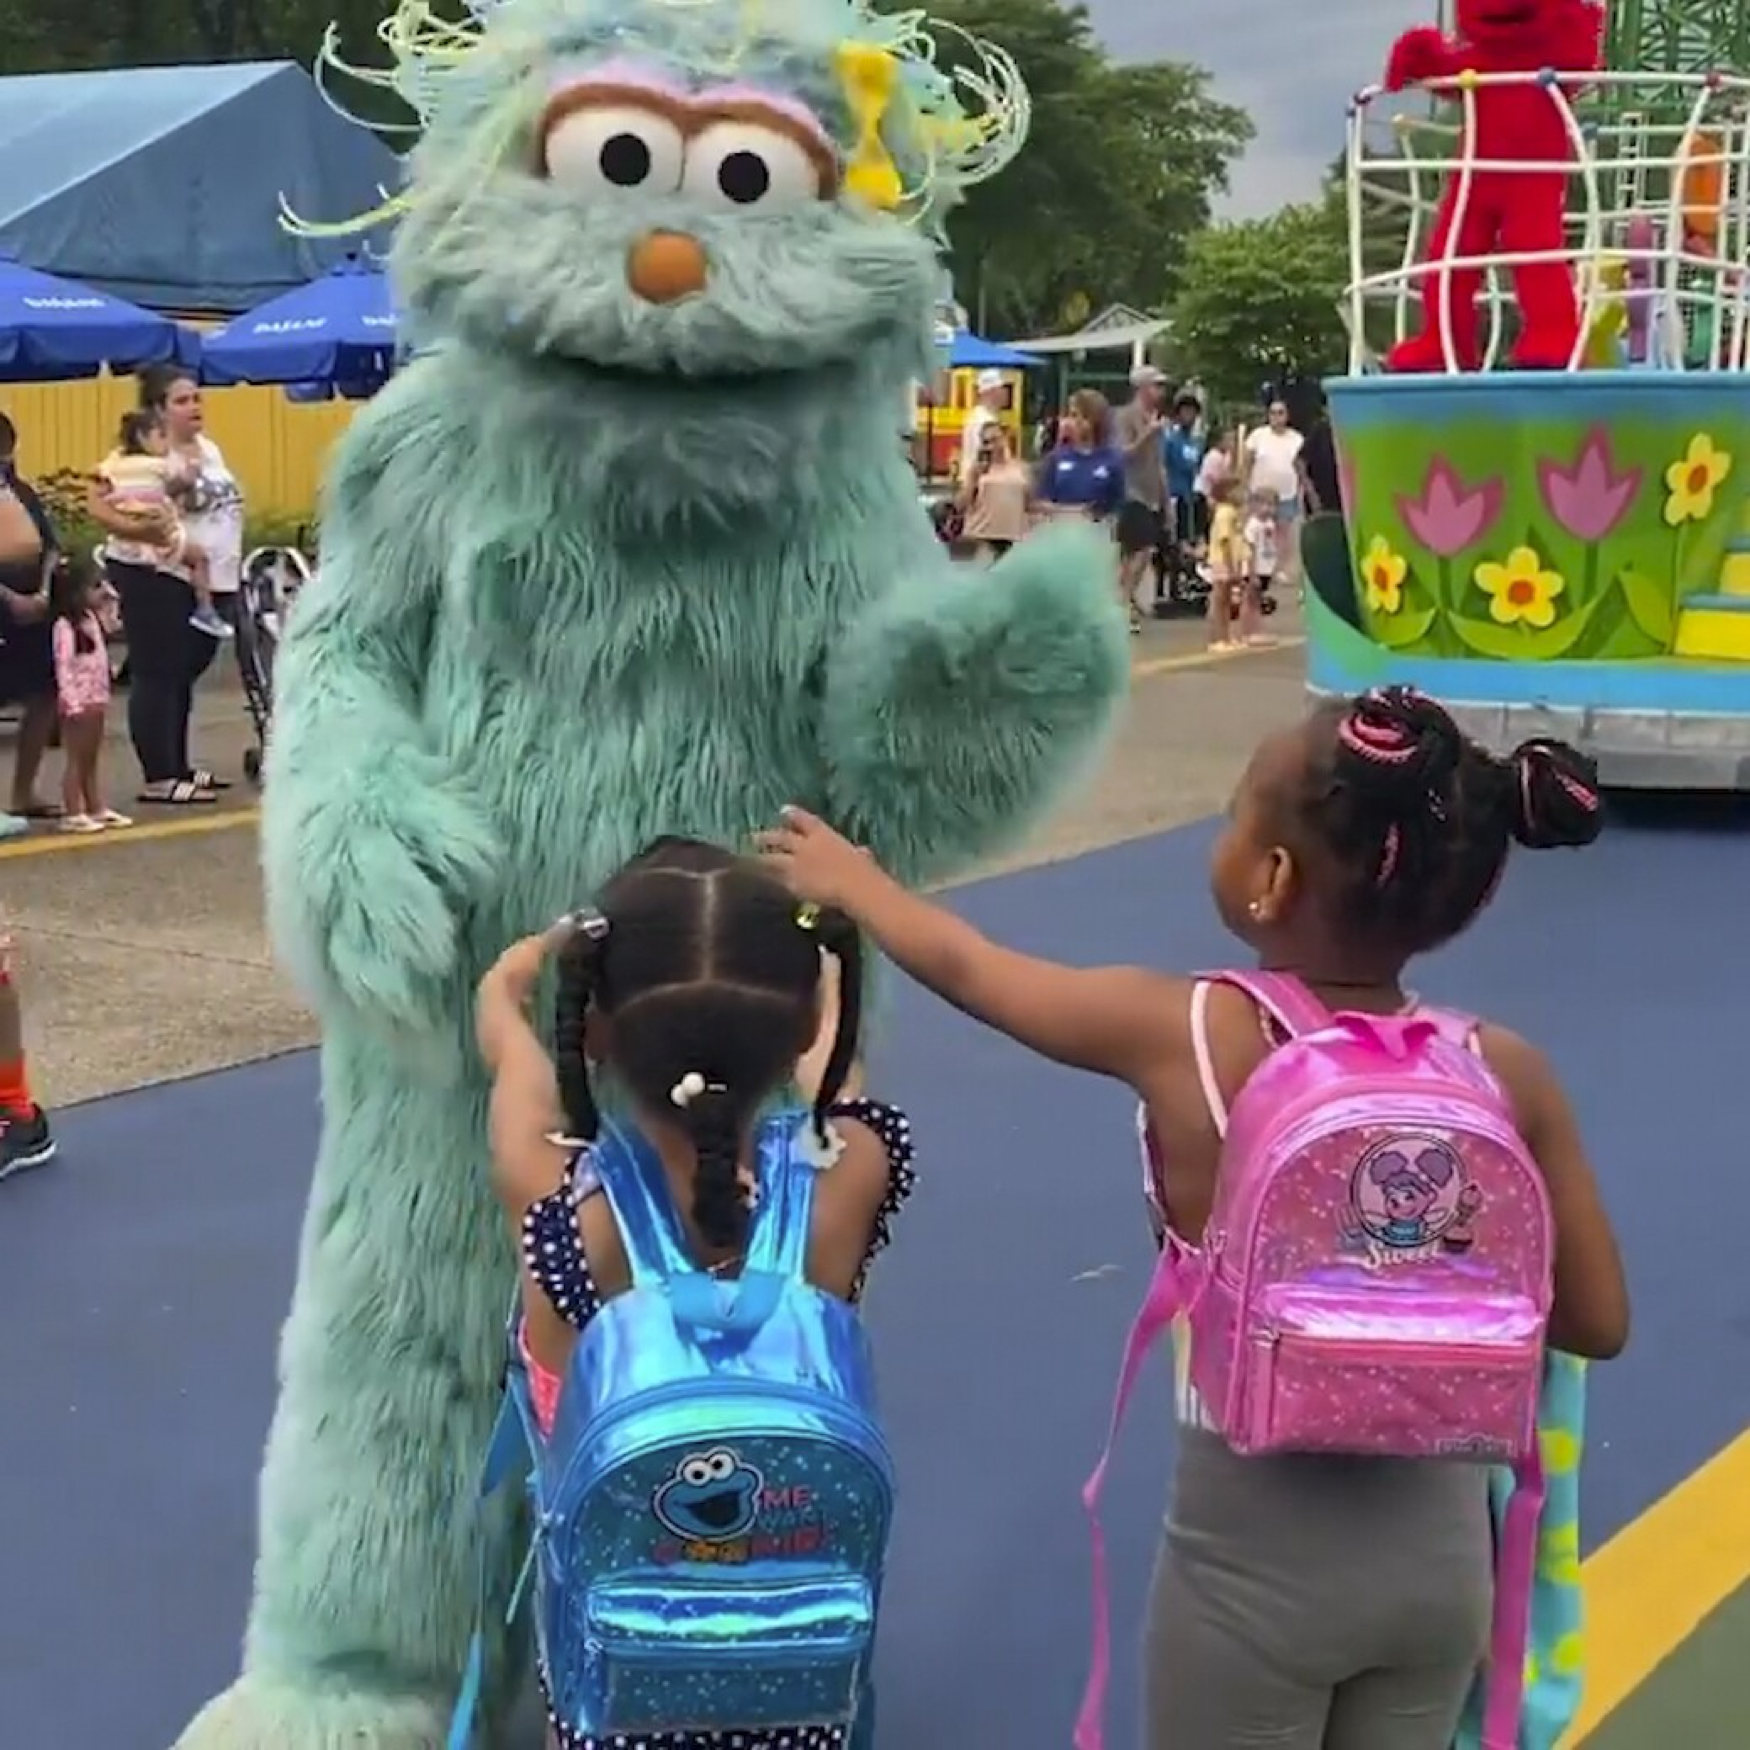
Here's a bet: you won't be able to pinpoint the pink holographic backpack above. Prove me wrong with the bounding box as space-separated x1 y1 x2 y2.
1076 971 1555 1750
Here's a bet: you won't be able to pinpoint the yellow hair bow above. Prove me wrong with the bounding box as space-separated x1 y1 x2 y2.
835 42 902 210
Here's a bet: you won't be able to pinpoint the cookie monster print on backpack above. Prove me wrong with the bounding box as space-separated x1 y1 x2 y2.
451 1108 892 1749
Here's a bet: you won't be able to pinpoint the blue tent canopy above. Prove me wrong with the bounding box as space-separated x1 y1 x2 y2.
203 259 397 389
0 255 197 383
0 63 403 313
946 332 1040 370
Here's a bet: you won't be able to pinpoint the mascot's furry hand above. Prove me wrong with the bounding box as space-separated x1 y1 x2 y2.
263 735 500 1031
823 521 1129 877
261 410 502 1036
1385 25 1460 89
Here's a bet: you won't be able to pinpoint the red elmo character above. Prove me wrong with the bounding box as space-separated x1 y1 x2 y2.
1384 0 1603 372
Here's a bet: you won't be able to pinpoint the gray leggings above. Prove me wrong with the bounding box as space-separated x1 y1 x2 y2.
1144 1426 1495 1749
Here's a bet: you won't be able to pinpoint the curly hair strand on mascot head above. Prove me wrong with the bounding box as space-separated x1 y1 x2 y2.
1384 0 1604 373
172 0 1129 1745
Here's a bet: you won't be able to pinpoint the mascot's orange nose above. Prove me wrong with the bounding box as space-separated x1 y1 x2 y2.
626 231 709 304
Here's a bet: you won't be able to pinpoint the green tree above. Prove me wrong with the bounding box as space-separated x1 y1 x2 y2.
0 0 410 72
1167 201 1349 410
929 0 1252 336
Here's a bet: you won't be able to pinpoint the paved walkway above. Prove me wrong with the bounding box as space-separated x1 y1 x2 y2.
0 603 1743 1745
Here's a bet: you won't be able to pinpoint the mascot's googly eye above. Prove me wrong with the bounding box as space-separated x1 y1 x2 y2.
544 104 685 196
682 122 826 211
679 1455 717 1486
702 1449 738 1481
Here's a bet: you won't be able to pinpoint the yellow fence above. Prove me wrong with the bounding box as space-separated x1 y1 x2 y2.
1 375 356 522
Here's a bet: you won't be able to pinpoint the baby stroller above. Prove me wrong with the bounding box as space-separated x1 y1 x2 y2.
236 539 313 783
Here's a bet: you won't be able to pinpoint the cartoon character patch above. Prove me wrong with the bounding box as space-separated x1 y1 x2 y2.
1348 1136 1482 1260
652 1448 764 1543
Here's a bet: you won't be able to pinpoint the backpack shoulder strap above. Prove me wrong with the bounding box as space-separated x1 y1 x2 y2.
1421 1006 1484 1056
742 1108 818 1281
1203 968 1330 1038
592 1119 695 1286
449 1289 544 1750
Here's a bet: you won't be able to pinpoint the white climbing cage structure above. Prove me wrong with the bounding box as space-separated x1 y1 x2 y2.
1343 68 1750 373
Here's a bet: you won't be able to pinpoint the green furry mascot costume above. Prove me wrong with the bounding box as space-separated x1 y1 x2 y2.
177 0 1127 1743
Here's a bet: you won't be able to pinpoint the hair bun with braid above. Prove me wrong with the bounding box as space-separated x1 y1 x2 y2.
1333 686 1463 804
1506 738 1602 850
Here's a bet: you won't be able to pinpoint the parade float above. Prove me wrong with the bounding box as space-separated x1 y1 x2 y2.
1315 0 1750 787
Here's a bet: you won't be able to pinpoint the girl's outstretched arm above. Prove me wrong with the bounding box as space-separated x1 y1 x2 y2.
476 921 575 1219
758 807 1185 1085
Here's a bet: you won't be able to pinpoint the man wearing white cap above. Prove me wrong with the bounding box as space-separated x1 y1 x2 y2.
1112 364 1169 632
957 367 1010 491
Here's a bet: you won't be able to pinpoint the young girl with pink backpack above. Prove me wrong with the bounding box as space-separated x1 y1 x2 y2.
759 686 1629 1750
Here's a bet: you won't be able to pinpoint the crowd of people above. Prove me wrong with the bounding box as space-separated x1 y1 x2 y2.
953 366 1331 648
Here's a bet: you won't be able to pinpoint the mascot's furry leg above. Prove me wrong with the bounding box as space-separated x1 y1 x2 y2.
176 1035 523 1750
1501 172 1583 368
1387 187 1496 373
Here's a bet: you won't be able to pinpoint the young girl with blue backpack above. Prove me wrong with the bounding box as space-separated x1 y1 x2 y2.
466 837 917 1750
758 687 1630 1750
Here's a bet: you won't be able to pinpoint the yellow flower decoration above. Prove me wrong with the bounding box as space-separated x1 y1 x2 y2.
1360 534 1407 615
1663 432 1732 525
1474 546 1565 629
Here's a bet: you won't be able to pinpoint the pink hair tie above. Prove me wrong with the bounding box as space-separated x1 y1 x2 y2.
1375 821 1402 887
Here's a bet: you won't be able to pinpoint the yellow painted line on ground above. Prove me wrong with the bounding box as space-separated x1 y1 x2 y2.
0 806 260 859
1571 1425 1750 1739
1132 635 1306 679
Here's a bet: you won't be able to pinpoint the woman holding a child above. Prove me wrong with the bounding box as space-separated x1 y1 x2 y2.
87 365 245 806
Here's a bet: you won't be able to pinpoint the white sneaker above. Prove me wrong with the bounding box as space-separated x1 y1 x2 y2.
190 607 234 639
94 810 133 829
60 814 102 834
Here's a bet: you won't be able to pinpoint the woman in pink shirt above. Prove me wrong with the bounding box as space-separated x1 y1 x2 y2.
49 559 129 832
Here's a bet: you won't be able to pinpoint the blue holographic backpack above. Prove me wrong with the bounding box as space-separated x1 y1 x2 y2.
449 1108 893 1748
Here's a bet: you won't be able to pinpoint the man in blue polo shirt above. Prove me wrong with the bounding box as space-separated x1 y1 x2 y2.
1162 391 1207 549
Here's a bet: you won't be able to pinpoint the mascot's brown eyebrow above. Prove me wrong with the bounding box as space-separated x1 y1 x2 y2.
538 82 841 191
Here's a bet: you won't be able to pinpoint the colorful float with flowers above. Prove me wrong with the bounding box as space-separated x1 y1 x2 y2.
1314 1 1750 787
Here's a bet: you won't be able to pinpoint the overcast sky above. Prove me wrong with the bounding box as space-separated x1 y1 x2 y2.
1083 0 1421 215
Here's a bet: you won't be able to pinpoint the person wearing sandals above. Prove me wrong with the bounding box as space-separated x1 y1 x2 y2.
88 368 241 806
0 415 75 834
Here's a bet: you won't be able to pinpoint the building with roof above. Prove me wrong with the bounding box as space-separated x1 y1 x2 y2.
0 62 402 313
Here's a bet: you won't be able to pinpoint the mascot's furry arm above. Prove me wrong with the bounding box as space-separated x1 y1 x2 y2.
1385 0 1601 90
823 519 1129 879
261 392 500 1031
1384 24 1467 89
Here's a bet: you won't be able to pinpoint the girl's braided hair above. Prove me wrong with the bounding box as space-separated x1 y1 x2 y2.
551 838 862 1253
1299 686 1602 953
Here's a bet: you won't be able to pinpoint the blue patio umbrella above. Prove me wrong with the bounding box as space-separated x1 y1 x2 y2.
0 255 195 382
946 331 1040 370
201 258 397 389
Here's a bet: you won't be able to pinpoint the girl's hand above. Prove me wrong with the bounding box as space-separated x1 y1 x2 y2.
755 807 876 912
476 918 577 1071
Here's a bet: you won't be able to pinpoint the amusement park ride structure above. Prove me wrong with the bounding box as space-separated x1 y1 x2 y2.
1315 0 1750 789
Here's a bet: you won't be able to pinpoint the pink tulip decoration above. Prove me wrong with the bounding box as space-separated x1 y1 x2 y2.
1536 428 1642 544
1395 458 1505 558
